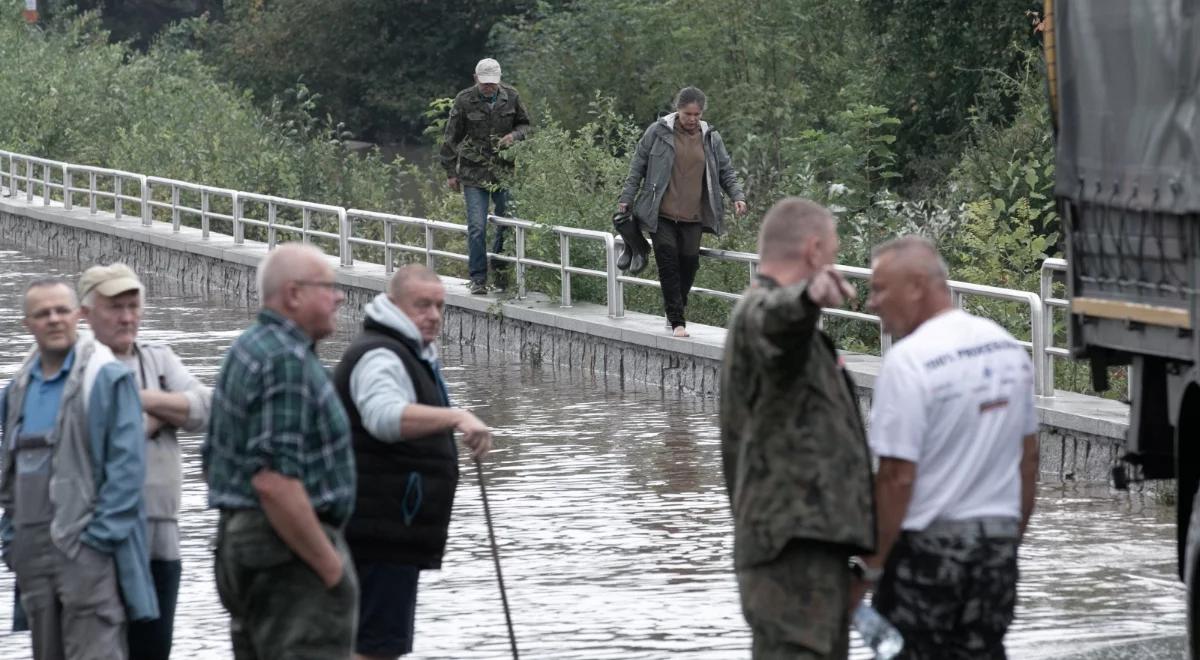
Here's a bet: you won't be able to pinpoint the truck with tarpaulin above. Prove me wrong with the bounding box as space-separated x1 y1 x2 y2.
1049 1 1200 653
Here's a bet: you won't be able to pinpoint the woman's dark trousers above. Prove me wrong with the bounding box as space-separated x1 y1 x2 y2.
651 218 703 328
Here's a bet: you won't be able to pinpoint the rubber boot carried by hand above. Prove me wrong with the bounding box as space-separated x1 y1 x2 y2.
613 211 650 275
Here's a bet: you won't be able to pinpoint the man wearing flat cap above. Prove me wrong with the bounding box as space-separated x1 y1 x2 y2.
79 263 212 660
439 57 532 295
0 274 157 659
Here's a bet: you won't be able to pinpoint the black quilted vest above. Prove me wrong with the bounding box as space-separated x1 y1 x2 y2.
333 317 459 567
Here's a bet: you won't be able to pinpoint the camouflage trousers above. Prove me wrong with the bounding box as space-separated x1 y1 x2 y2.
873 517 1020 660
214 509 359 660
737 540 851 659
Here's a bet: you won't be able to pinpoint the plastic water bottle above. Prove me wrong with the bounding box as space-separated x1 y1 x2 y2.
853 604 904 659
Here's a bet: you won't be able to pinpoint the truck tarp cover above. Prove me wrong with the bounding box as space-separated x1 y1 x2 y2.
1055 0 1200 213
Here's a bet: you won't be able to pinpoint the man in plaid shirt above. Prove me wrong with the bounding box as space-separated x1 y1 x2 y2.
203 243 358 659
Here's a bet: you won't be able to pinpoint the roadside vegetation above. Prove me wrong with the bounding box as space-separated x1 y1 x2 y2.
1 1 1111 395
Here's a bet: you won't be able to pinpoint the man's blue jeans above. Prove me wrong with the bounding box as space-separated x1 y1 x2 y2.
464 185 509 283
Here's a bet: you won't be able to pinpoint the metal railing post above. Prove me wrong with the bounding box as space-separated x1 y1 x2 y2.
384 220 394 275
424 223 435 270
559 233 572 307
302 208 311 244
89 172 97 213
604 235 618 317
516 226 527 299
339 208 352 267
200 190 210 238
233 193 244 244
25 160 33 202
267 202 277 248
62 165 72 211
1028 292 1049 397
140 176 150 226
1039 260 1055 396
171 185 181 231
41 163 50 205
114 176 123 221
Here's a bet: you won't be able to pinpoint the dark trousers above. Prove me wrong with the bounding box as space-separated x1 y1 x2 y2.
737 540 851 659
651 217 703 328
128 559 182 660
873 518 1019 660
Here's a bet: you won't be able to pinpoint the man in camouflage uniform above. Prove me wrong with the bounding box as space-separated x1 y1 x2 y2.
856 236 1039 659
438 57 532 295
720 197 876 659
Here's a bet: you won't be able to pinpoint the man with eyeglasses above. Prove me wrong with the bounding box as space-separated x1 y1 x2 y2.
203 243 359 659
0 277 158 659
78 263 212 660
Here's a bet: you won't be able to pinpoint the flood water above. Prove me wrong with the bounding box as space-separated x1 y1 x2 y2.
0 243 1187 659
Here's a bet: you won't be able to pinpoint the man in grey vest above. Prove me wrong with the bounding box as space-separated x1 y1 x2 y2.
0 277 158 660
333 265 491 659
79 263 212 660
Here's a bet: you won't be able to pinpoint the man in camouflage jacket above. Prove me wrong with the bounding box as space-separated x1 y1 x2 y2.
438 58 532 294
720 198 876 659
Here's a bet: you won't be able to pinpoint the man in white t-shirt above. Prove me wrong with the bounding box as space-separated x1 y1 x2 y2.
852 236 1039 659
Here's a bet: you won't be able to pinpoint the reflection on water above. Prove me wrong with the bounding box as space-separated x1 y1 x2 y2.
0 245 1186 659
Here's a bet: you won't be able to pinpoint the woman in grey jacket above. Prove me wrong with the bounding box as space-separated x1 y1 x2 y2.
618 87 746 337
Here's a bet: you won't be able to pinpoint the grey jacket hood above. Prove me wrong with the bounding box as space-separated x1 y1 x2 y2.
660 111 710 136
364 293 439 362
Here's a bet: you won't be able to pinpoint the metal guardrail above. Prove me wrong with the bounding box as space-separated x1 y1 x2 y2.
0 148 1061 395
1041 258 1069 396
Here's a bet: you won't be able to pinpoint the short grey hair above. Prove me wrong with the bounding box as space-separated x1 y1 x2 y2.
871 235 949 282
257 243 330 303
388 264 443 300
757 197 835 262
24 277 78 315
673 86 708 112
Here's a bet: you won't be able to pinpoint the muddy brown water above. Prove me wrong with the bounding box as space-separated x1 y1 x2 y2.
0 244 1185 658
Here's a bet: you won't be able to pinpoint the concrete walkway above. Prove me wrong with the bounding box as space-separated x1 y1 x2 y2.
0 190 1131 481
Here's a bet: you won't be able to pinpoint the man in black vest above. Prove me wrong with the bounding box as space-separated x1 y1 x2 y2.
333 265 492 660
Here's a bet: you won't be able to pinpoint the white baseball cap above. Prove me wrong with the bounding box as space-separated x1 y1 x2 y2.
475 58 502 84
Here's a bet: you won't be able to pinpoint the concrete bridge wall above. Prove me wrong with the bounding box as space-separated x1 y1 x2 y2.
0 194 1132 484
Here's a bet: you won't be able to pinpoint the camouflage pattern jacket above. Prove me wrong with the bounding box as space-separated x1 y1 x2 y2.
438 83 531 186
720 274 877 569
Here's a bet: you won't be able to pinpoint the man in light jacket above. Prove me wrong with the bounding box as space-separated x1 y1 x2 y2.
0 277 158 660
333 265 491 659
79 263 212 660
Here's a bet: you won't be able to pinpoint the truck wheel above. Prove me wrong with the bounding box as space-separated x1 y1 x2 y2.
1187 487 1200 658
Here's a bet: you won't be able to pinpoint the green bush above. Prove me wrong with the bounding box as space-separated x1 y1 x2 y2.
0 2 414 241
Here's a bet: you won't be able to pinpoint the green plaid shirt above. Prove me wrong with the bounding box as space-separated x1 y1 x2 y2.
203 309 355 525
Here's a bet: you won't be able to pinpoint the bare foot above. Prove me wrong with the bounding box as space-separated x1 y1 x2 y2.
672 325 690 338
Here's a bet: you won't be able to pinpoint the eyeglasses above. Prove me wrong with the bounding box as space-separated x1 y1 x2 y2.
293 280 340 290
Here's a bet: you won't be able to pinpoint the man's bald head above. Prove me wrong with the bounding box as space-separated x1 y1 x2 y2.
388 264 442 302
758 198 835 261
388 265 446 345
867 235 953 339
256 243 344 341
870 236 949 287
755 197 838 285
257 243 329 304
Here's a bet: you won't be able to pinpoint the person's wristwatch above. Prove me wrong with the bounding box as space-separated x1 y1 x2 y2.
848 556 883 583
